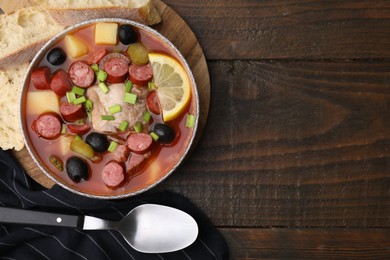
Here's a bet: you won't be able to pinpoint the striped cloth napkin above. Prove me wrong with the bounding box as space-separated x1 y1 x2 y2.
0 150 229 259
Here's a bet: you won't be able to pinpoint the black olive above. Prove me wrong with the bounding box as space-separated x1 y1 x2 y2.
153 123 175 143
86 132 110 153
66 156 89 183
47 47 67 66
118 24 137 45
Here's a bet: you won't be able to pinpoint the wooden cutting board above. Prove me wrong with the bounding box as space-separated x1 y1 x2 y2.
10 0 210 189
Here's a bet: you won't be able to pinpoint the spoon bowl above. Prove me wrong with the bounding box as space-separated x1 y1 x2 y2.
0 204 198 253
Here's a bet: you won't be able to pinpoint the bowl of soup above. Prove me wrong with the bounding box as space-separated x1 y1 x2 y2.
20 18 199 199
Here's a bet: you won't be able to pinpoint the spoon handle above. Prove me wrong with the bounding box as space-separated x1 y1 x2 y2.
0 207 83 228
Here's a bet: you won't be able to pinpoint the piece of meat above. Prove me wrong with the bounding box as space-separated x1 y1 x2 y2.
31 66 51 90
104 57 129 83
60 102 86 122
126 152 151 174
50 69 73 96
128 63 153 86
99 53 130 70
113 144 130 163
99 53 130 83
102 161 125 188
67 124 91 135
146 91 160 115
127 133 153 154
86 83 147 133
68 61 95 88
32 113 62 140
88 49 108 64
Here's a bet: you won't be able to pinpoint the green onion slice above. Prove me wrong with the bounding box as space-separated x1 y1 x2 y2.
99 82 109 94
124 93 137 104
85 99 93 111
186 114 196 128
66 92 76 103
148 82 155 91
101 115 115 121
108 141 118 153
150 131 159 141
73 96 87 105
91 63 99 72
143 111 151 123
125 80 133 93
118 121 129 132
134 122 143 133
109 104 122 114
87 111 92 122
71 86 85 96
96 70 108 82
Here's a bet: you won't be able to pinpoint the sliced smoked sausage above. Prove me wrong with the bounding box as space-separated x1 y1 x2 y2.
102 161 125 187
60 102 86 122
128 63 153 86
32 113 62 140
88 49 107 65
126 133 153 154
68 61 95 88
50 69 73 96
99 53 130 83
31 66 51 90
146 91 160 115
113 144 130 163
68 124 91 135
126 152 150 174
104 58 129 83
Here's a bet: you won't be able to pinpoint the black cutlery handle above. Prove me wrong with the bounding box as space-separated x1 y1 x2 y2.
0 207 83 228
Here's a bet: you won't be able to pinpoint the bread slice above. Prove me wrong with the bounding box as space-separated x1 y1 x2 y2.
32 0 161 26
0 63 29 151
0 6 65 69
0 0 36 14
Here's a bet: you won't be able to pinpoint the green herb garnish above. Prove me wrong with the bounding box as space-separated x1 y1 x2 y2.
101 115 115 121
99 82 109 94
107 141 118 152
71 86 85 96
124 93 137 104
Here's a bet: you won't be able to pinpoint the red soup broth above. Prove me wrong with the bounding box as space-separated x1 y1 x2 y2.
24 23 197 197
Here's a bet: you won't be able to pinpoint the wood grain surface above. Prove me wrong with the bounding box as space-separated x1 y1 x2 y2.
163 0 390 60
155 60 390 227
6 0 390 258
221 228 390 259
159 1 390 256
157 0 390 220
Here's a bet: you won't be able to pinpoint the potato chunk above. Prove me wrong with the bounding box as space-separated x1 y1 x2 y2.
58 135 73 156
95 22 118 45
27 91 59 115
65 34 89 58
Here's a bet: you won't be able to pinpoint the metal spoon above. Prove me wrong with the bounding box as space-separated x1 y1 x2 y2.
0 204 198 253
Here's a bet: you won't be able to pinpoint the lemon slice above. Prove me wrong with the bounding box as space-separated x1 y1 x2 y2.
148 53 191 122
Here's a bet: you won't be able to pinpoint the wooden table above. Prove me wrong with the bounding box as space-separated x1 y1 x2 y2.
7 0 390 258
154 1 390 258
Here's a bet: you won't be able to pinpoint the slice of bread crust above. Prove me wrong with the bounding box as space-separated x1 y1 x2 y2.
0 63 29 151
33 0 161 26
0 6 65 69
0 0 36 14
